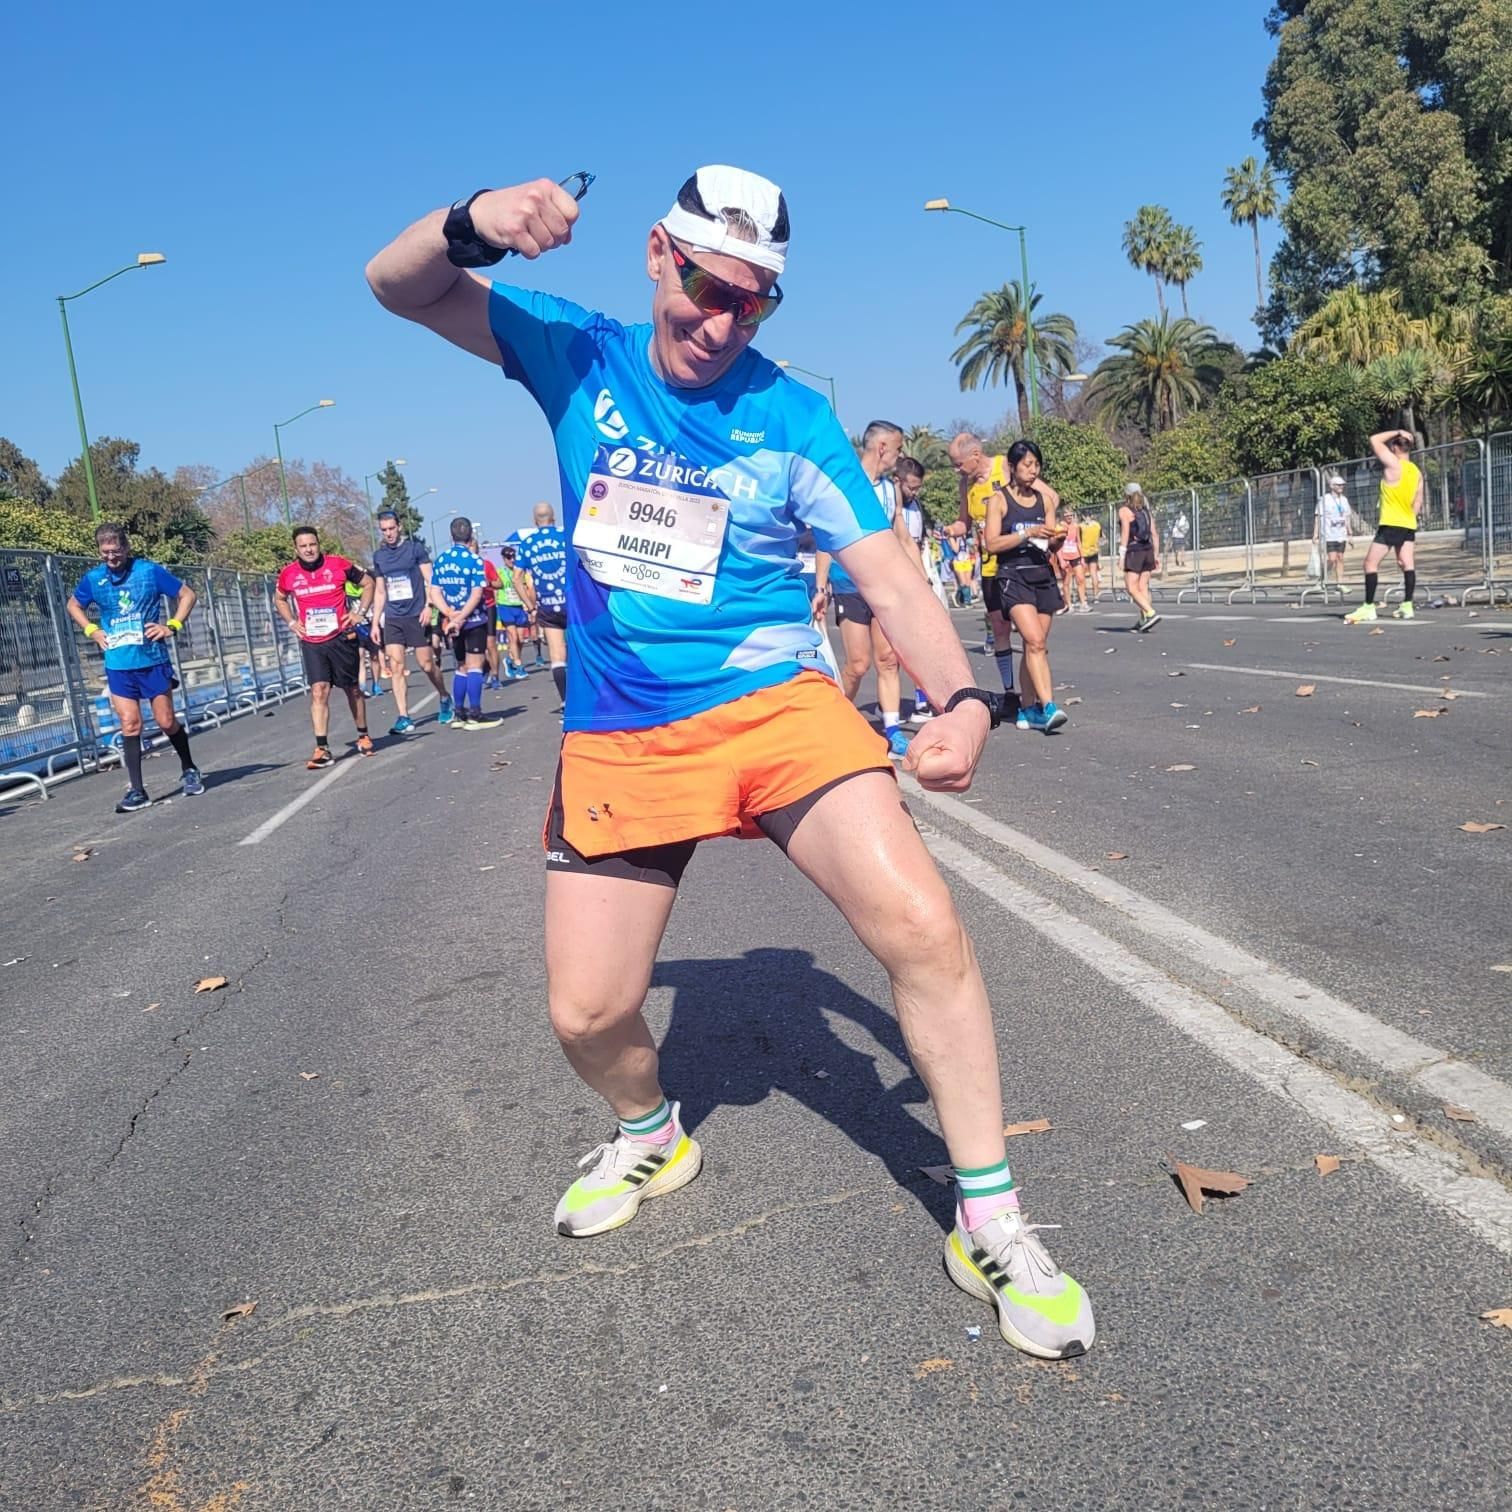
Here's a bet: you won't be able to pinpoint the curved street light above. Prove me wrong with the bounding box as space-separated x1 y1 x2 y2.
273 400 335 527
58 253 168 522
775 360 838 416
926 198 1041 421
195 458 282 534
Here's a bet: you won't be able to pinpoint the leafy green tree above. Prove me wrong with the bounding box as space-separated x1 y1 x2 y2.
1122 206 1176 319
1139 412 1237 492
902 425 950 472
1359 348 1444 440
1459 323 1512 429
377 460 423 536
1024 417 1128 507
1220 157 1279 313
1166 226 1203 319
1259 0 1502 336
916 466 961 527
1218 355 1373 474
216 523 359 573
0 440 52 505
1085 316 1239 434
52 438 215 561
0 498 97 555
951 284 1077 430
1292 287 1429 366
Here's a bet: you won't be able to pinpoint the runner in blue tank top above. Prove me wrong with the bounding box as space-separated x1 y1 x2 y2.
367 165 1094 1359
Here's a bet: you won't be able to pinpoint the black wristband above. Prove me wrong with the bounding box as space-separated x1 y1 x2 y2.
943 687 1002 729
443 191 509 269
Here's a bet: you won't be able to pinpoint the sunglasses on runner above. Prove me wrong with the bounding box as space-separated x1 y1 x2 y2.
666 239 783 327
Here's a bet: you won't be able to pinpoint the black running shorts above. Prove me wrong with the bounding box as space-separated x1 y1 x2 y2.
300 633 360 689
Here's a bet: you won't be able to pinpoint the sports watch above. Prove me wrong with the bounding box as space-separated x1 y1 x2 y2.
443 191 509 268
943 687 1003 728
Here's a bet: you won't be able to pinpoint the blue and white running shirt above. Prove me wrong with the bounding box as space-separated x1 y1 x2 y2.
488 283 888 732
72 558 182 670
514 526 568 613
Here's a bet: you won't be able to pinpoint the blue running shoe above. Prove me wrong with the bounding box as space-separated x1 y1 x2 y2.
484 676 502 690
179 767 205 797
1042 702 1068 732
389 715 414 735
115 787 152 813
1021 705 1047 731
1015 705 1032 731
886 725 911 759
438 697 455 726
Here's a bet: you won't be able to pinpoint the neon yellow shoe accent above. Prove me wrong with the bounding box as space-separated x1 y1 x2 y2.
1392 601 1415 619
1343 603 1377 624
945 1221 1095 1359
555 1117 702 1238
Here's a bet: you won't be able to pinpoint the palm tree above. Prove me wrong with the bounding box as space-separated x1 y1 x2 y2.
1459 332 1512 428
951 283 1077 430
1084 315 1239 434
1292 287 1429 366
1122 205 1176 319
1221 157 1279 312
903 425 950 471
1166 225 1203 318
1362 348 1447 443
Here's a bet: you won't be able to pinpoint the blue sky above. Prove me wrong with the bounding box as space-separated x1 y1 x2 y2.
5 1 1281 542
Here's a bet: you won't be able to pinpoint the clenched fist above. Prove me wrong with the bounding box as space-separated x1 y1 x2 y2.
470 179 582 260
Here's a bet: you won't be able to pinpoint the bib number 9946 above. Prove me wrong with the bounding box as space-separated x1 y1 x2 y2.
628 501 677 529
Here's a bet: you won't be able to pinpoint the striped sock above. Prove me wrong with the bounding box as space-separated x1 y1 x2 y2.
619 1098 676 1146
956 1157 1019 1231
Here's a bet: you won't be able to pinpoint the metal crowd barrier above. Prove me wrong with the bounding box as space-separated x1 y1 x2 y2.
0 550 305 805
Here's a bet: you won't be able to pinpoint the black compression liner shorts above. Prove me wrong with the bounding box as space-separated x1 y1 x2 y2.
451 623 490 658
300 634 360 689
998 566 1065 617
833 591 873 627
536 606 568 630
543 767 885 888
981 575 1004 616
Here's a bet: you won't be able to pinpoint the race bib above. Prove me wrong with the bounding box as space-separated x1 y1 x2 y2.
385 573 414 604
304 606 339 636
572 447 729 605
104 617 144 650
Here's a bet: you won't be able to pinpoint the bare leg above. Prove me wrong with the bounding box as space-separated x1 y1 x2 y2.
837 616 872 703
546 869 678 1120
1009 604 1054 706
415 644 448 698
783 772 1006 1171
1125 570 1154 617
385 644 410 717
871 619 901 721
343 684 367 731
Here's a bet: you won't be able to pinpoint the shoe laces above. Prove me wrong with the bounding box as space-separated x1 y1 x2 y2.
976 1214 1065 1291
574 1132 652 1185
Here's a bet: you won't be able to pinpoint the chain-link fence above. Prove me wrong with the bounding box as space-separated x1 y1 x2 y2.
0 550 307 803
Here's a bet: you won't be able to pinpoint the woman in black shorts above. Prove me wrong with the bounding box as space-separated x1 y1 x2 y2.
983 439 1068 733
1117 484 1162 632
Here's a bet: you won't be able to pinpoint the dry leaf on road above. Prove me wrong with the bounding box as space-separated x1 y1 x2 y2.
71 848 93 863
1003 1118 1053 1137
298 1072 320 1082
1223 639 1236 647
1368 627 1385 635
1413 709 1446 718
1300 759 1320 767
1481 1308 1512 1329
193 976 228 993
918 1165 953 1186
1441 690 1460 701
141 1002 161 1014
912 1358 954 1380
1460 822 1506 834
1315 1154 1341 1177
1165 764 1197 773
221 1301 257 1323
1165 1154 1252 1215
1167 671 1187 678
1295 684 1316 697
1106 852 1129 861
1239 705 1261 714
1444 1105 1478 1122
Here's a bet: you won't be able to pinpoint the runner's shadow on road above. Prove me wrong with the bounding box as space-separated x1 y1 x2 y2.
200 762 283 789
652 947 954 1231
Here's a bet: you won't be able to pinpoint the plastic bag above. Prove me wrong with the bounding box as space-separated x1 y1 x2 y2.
1306 543 1322 579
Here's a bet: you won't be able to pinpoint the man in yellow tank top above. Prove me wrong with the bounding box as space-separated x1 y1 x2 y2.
948 431 1017 715
1345 430 1423 624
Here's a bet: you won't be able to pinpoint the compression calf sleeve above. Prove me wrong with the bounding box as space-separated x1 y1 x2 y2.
165 726 193 770
1403 570 1416 603
122 734 144 792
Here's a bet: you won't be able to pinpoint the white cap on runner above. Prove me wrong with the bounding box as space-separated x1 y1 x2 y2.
661 165 790 275
1124 482 1143 496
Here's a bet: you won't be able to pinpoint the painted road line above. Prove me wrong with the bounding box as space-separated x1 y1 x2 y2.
238 759 359 846
925 830 1512 1257
1184 664 1494 697
908 782 1512 1142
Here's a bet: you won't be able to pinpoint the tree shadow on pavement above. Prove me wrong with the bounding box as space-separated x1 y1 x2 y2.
652 947 954 1231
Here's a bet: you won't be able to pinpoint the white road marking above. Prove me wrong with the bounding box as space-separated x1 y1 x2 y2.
924 830 1512 1256
909 783 1512 1143
238 760 359 845
1184 664 1494 698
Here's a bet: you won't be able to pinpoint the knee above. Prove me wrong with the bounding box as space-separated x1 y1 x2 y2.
549 988 640 1049
843 652 871 682
875 646 899 675
892 893 972 979
1020 631 1048 656
117 710 143 736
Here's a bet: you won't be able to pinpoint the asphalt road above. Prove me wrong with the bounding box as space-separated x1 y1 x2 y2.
2 598 1510 1511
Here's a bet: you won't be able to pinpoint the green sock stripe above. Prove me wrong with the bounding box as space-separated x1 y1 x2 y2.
619 1099 671 1135
957 1175 1016 1198
954 1158 1012 1182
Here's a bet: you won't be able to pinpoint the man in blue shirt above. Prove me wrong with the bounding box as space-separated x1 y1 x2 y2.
427 515 501 730
512 501 570 709
370 509 452 732
65 522 204 813
367 165 1094 1359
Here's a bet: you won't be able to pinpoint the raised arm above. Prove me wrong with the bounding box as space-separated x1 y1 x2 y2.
1369 429 1411 480
365 180 582 364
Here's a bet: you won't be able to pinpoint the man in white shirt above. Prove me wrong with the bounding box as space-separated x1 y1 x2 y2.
1315 475 1352 590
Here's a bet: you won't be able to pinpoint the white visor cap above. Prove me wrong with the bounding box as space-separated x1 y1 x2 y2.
662 165 790 275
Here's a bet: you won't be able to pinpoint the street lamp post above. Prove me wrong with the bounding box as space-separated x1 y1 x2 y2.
362 458 407 557
196 459 281 534
425 499 456 552
775 360 838 416
925 199 1040 422
57 254 167 522
273 400 335 527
